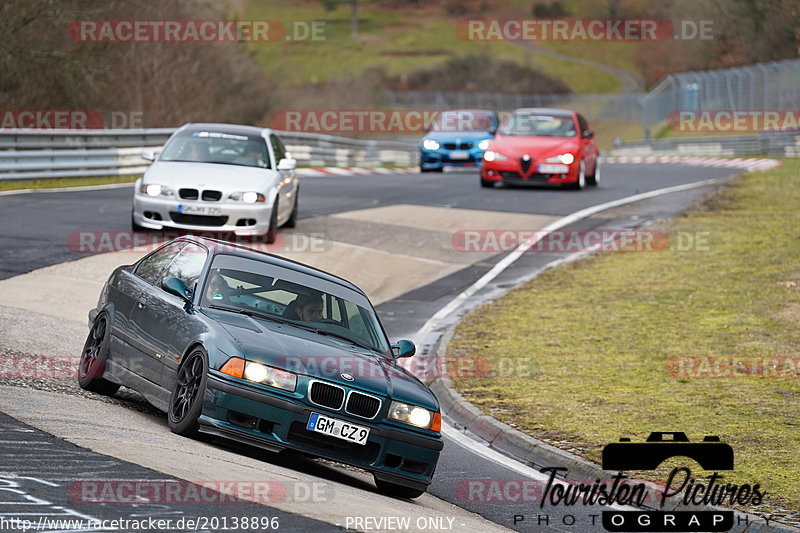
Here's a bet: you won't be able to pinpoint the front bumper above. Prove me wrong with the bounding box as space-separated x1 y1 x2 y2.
133 194 273 235
420 149 485 170
202 373 443 490
481 159 579 186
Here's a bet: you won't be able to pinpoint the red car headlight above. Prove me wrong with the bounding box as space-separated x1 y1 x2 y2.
544 153 576 165
483 150 508 162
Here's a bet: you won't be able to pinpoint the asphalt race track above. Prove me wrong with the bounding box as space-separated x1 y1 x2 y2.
0 163 744 532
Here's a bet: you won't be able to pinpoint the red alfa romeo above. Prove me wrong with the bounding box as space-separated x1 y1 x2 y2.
480 108 600 190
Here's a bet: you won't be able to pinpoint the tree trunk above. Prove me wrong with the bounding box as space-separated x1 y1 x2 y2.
350 0 358 36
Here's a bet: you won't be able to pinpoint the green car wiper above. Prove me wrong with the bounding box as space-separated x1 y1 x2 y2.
208 304 286 324
307 328 377 353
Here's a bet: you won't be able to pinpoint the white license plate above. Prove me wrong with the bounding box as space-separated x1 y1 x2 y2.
537 164 570 174
178 204 222 216
449 150 469 160
306 412 370 445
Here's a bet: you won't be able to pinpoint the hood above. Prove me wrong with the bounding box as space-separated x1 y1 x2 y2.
144 161 274 191
491 135 579 158
204 309 438 411
423 130 493 143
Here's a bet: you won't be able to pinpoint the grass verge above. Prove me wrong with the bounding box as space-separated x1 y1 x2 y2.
0 176 139 192
243 0 621 94
448 159 800 517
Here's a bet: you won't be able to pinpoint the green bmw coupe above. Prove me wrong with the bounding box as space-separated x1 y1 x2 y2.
79 236 442 499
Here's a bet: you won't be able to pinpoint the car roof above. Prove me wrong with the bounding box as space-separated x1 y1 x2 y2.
178 123 273 137
183 236 367 296
510 108 577 118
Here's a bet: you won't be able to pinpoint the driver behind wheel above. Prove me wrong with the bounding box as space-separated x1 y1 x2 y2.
205 270 233 302
284 293 323 322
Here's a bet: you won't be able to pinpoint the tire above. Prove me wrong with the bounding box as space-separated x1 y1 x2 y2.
265 199 278 244
374 477 426 499
480 177 494 188
419 166 430 173
168 347 208 438
587 159 600 186
567 161 586 190
131 212 147 233
78 314 121 396
284 189 298 229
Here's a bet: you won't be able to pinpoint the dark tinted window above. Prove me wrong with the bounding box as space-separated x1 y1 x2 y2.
577 114 590 135
135 242 185 286
270 134 286 164
164 242 208 291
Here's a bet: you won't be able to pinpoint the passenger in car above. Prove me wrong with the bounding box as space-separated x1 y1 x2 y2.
184 142 209 162
243 141 269 168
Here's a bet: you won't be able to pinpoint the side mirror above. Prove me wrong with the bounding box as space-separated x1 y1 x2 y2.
583 130 594 139
391 339 416 358
141 149 156 161
277 157 296 171
162 276 192 303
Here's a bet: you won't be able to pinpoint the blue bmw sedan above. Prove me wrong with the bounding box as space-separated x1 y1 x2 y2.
419 109 499 172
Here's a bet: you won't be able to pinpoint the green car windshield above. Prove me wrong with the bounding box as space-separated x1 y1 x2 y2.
201 254 391 355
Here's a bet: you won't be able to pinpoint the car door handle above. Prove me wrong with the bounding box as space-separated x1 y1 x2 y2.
136 295 147 309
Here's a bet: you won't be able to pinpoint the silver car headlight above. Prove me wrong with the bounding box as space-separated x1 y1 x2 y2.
422 139 440 151
140 183 173 197
478 139 491 150
243 362 297 391
229 192 266 203
545 153 575 165
388 400 435 429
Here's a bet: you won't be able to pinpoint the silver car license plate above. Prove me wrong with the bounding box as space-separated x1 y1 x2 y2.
306 412 369 445
537 164 569 174
178 204 222 216
449 150 469 160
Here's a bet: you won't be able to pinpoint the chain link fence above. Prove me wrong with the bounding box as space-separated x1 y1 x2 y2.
641 58 800 138
387 58 800 143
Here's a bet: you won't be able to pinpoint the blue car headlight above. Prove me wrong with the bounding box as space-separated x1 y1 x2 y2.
477 139 491 150
422 139 440 151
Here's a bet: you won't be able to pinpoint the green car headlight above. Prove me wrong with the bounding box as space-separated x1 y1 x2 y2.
243 361 297 391
388 400 440 430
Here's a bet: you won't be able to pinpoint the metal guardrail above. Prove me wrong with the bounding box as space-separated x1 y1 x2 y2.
612 130 800 157
0 129 420 181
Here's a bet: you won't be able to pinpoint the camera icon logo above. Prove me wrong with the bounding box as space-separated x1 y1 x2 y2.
602 432 734 471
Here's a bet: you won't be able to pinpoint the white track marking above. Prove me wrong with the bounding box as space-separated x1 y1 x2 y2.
417 176 732 336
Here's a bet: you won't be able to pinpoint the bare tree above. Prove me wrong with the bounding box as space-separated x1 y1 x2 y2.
320 0 359 37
